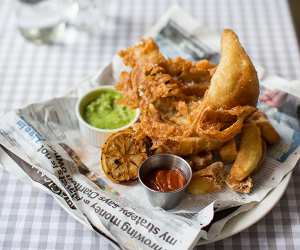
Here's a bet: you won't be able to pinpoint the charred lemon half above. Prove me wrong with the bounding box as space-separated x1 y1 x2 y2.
101 128 148 183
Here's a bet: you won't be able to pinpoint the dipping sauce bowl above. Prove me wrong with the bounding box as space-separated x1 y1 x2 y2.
75 86 140 147
138 154 192 210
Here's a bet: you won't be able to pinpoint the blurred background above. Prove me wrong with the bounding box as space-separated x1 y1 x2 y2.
0 1 300 249
0 0 299 114
0 0 299 108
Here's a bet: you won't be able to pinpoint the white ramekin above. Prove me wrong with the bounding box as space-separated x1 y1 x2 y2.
76 85 140 147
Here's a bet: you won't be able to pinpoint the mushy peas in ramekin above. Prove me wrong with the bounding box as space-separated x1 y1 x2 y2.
83 89 136 130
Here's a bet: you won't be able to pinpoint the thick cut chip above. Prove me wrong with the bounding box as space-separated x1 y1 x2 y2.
248 110 280 144
229 123 263 181
258 121 280 144
101 129 148 183
219 139 237 163
187 162 226 194
226 138 266 193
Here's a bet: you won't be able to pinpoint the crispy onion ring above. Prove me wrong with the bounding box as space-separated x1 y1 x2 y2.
152 136 222 156
195 106 256 142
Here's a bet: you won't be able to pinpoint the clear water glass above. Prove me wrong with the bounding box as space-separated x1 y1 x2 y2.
15 0 79 44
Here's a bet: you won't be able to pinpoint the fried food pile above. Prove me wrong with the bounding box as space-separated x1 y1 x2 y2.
101 29 280 194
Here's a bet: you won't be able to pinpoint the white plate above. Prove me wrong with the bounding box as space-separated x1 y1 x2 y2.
198 172 291 245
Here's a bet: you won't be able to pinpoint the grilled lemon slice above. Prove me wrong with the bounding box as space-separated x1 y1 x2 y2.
101 129 148 183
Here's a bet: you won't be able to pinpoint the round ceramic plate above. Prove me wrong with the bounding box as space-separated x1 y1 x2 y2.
198 173 291 245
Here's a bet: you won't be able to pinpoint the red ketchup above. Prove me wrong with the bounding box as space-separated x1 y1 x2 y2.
145 168 186 192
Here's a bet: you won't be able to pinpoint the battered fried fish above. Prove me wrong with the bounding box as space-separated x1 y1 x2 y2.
116 38 216 108
204 29 259 108
118 38 165 68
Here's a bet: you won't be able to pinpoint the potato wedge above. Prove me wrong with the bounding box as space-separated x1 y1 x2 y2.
188 162 226 194
219 139 237 163
248 111 280 144
230 123 263 181
257 121 280 145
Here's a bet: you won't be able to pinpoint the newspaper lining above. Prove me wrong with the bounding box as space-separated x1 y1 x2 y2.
0 5 300 249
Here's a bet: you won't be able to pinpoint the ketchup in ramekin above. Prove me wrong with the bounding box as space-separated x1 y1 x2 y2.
144 168 186 192
138 154 192 210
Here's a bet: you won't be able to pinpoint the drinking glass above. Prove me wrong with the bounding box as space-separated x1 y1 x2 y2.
16 0 79 44
15 0 109 44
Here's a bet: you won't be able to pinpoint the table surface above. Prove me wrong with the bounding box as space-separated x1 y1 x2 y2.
1 0 300 249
